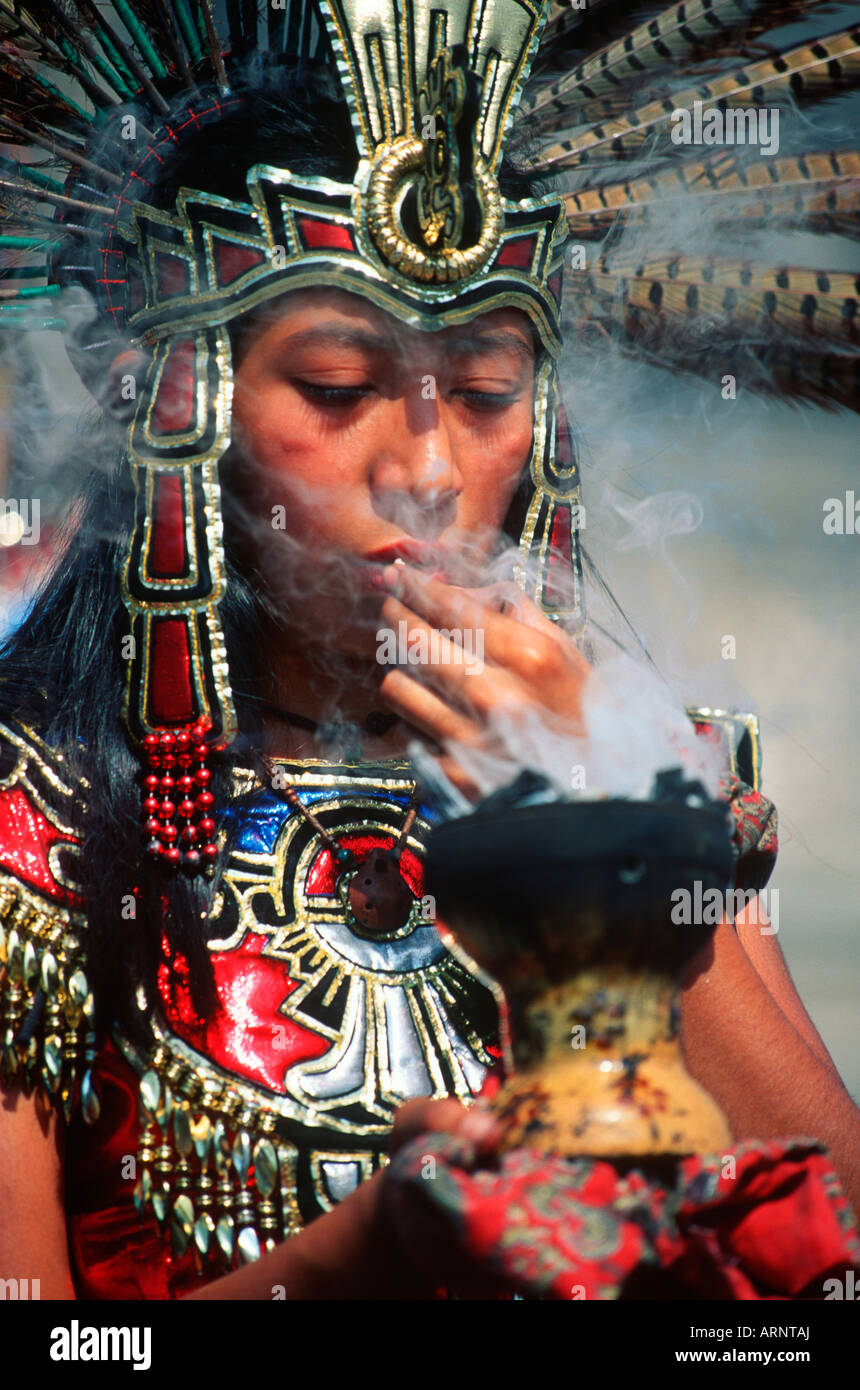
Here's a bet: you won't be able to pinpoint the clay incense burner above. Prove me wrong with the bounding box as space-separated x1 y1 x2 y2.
425 778 735 1159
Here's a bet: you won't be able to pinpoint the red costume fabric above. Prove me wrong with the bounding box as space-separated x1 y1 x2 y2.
384 1134 860 1300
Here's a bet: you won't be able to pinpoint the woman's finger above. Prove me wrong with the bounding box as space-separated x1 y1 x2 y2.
378 664 482 744
384 564 589 692
379 594 533 720
389 1097 504 1158
383 564 518 665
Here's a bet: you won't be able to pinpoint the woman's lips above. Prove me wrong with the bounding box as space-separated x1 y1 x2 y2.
359 542 451 587
357 560 447 593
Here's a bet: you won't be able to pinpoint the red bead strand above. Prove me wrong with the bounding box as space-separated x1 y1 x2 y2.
141 718 219 869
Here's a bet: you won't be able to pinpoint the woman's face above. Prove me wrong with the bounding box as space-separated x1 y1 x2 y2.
229 287 536 657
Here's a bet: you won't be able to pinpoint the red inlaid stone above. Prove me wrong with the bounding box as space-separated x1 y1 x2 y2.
297 216 355 251
543 504 573 609
496 235 536 270
147 617 195 725
149 474 186 578
156 252 190 299
213 239 267 287
150 339 196 436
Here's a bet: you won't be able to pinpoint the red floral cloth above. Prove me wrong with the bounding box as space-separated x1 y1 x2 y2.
384 1135 860 1300
721 775 778 892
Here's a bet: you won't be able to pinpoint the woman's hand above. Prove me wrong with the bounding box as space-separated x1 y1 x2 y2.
184 1095 502 1299
378 564 591 795
389 1095 504 1162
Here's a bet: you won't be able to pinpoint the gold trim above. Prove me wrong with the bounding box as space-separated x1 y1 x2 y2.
365 137 502 284
0 718 87 834
686 708 762 790
116 1025 305 1266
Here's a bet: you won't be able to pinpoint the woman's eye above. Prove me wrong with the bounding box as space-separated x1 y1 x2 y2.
295 381 373 405
457 388 521 411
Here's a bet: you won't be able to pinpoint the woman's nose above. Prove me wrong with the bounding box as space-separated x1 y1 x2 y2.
369 392 462 531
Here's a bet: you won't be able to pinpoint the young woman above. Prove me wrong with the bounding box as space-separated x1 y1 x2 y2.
0 2 857 1300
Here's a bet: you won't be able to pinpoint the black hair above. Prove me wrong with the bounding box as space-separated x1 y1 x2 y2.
0 76 553 1045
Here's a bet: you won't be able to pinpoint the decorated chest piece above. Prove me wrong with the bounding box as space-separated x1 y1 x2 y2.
266 758 421 936
117 759 501 1261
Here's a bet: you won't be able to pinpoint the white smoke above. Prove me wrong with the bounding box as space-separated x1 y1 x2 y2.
432 649 728 806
